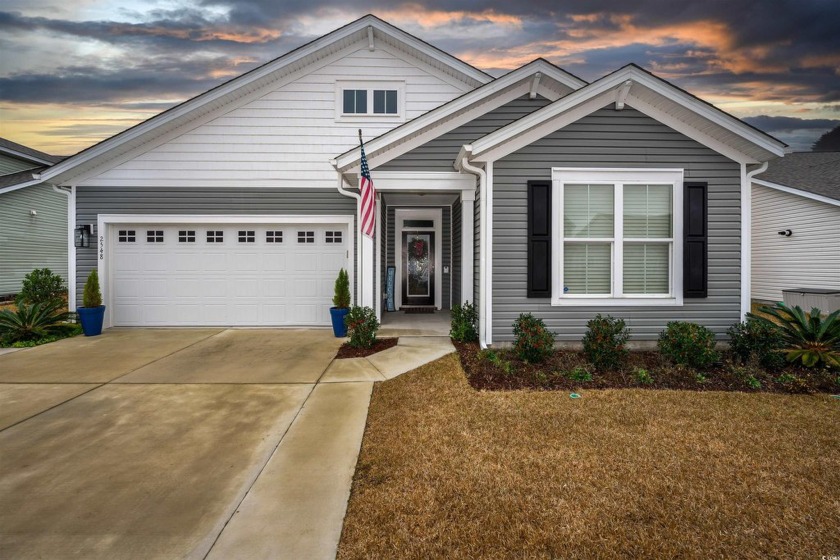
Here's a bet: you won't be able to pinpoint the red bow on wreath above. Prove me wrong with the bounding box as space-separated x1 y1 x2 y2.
412 239 425 257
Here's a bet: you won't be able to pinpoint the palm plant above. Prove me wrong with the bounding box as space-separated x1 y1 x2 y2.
0 301 71 344
749 303 840 368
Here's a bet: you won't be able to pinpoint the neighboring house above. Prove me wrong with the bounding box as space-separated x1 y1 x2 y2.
32 15 786 346
752 152 840 303
0 138 67 297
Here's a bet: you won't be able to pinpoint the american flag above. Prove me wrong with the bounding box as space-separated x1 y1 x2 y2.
359 138 376 238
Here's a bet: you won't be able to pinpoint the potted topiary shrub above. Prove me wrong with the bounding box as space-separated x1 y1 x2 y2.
77 270 105 337
330 268 351 337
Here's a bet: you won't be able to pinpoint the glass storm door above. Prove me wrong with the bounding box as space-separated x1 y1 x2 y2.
402 231 435 306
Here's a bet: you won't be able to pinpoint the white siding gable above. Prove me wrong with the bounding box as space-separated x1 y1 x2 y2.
80 43 470 189
752 184 840 301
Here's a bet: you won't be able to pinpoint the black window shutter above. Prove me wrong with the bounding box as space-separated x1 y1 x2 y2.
527 181 551 297
683 182 708 298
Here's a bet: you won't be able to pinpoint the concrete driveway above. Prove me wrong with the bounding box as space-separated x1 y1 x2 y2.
0 328 371 559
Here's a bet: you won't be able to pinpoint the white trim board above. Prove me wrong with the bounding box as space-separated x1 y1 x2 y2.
752 178 840 208
468 65 785 165
95 214 354 328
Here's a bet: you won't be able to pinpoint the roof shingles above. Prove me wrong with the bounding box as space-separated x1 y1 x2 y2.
757 152 840 201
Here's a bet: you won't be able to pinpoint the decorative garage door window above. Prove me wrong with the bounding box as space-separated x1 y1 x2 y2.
147 230 164 243
266 231 283 243
325 231 343 243
238 230 255 243
207 230 223 243
178 230 195 243
298 231 315 243
118 230 135 243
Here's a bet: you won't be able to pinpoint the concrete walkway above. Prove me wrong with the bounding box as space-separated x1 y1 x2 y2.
0 328 454 560
321 336 455 382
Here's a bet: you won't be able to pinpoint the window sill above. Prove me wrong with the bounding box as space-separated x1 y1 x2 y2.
551 297 683 307
336 114 405 123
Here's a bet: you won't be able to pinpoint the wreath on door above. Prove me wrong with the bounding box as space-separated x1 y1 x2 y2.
412 238 426 258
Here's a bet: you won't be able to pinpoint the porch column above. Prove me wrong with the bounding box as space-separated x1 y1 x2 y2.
461 189 475 304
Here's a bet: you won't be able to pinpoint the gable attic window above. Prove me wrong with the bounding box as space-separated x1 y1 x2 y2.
336 81 404 121
550 168 684 307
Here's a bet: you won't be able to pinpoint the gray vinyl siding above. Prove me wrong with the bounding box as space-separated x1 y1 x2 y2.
452 200 462 305
491 107 742 342
75 187 356 307
0 184 68 295
385 205 451 310
379 95 552 171
0 154 38 175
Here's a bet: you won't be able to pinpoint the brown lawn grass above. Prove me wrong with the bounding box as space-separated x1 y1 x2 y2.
338 354 840 559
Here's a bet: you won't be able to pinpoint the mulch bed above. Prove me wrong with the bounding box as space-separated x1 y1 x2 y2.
454 341 839 394
336 337 399 359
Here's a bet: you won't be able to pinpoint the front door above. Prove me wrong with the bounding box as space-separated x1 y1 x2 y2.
402 231 435 306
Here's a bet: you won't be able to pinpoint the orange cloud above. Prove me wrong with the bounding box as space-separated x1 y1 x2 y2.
375 6 522 28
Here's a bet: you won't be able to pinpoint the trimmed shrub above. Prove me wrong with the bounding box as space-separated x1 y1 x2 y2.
657 321 719 369
582 314 630 371
450 301 478 342
83 270 102 308
512 313 555 363
332 268 350 309
727 317 785 370
17 268 66 307
345 305 379 349
750 303 840 369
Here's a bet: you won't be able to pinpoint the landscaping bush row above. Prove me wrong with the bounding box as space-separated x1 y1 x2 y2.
0 268 81 347
450 301 840 393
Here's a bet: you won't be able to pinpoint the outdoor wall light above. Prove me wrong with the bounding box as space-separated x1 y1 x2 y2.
74 224 91 248
777 229 793 237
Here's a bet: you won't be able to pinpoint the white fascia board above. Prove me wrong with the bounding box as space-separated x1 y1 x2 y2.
753 178 840 208
470 66 786 163
625 68 786 157
333 60 587 172
372 171 476 191
42 16 489 185
0 177 41 195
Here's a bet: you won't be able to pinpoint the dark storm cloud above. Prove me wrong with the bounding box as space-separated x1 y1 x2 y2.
743 116 840 133
1 1 839 111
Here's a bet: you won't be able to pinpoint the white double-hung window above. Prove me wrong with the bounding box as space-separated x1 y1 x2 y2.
552 168 684 306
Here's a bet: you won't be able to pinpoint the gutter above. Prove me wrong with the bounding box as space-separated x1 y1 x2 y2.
457 146 489 348
740 161 769 320
50 184 76 312
330 159 362 306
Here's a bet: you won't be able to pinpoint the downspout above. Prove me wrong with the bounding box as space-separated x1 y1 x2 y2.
458 150 488 348
331 161 362 306
741 161 769 320
48 183 76 312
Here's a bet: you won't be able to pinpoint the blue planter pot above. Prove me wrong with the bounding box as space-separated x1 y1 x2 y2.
330 307 350 337
77 306 106 337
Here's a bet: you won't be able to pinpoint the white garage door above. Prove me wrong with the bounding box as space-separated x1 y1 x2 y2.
109 223 349 326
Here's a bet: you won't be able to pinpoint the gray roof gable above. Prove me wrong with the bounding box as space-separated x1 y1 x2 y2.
758 151 840 201
0 137 62 166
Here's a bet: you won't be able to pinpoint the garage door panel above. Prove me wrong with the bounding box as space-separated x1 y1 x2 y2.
110 222 348 326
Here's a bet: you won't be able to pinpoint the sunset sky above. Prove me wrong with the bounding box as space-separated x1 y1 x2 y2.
1 0 838 156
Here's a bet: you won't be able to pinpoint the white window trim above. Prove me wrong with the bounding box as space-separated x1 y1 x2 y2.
551 168 684 307
335 80 405 122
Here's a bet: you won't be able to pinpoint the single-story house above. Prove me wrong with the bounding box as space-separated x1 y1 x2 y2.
0 138 67 297
29 15 787 346
752 151 840 304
